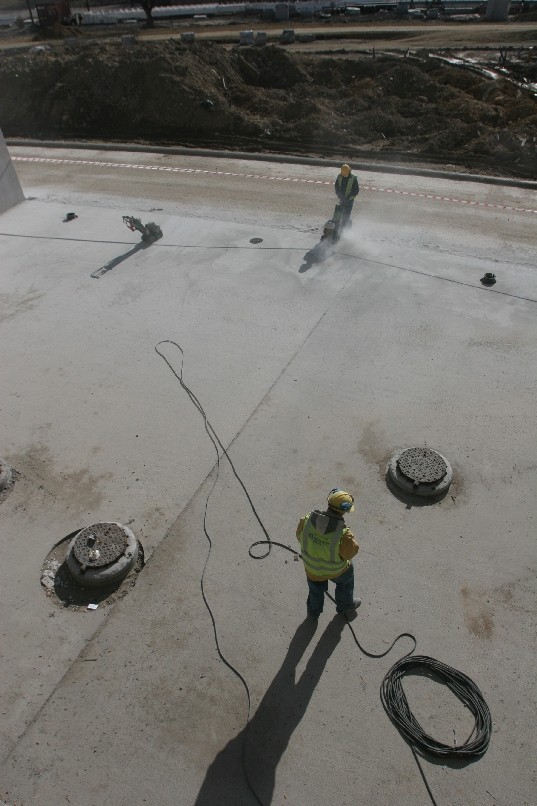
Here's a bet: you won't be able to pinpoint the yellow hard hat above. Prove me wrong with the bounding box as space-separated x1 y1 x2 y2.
340 164 351 177
327 488 355 512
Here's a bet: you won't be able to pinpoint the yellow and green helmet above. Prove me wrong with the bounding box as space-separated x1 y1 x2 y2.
327 488 355 512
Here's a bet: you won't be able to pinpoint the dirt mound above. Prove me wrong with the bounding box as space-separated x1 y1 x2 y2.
33 23 84 40
1 40 536 178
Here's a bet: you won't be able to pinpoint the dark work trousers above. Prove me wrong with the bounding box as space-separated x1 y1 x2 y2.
337 198 354 229
306 564 355 616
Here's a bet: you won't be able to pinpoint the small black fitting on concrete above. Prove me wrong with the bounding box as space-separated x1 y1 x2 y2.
481 272 496 286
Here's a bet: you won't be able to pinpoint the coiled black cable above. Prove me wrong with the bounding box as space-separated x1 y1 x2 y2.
381 655 492 759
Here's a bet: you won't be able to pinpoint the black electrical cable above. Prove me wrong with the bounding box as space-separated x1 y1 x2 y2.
155 340 264 805
381 655 492 759
251 539 417 660
156 340 492 806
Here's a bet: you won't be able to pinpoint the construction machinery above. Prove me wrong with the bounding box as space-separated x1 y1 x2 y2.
321 202 352 244
123 215 162 243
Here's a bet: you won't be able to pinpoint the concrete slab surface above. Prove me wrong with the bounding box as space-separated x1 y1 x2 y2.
0 147 536 806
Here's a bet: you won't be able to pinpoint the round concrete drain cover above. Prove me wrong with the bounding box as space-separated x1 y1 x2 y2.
397 447 447 485
41 526 144 609
72 523 128 568
388 447 452 498
66 522 138 588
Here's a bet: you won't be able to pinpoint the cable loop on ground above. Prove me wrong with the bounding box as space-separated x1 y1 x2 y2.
381 655 492 759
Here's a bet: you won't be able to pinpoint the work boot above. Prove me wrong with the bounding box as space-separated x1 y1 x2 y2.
337 598 361 616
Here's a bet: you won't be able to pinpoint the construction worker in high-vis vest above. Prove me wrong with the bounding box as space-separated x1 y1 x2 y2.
335 164 359 229
296 488 360 619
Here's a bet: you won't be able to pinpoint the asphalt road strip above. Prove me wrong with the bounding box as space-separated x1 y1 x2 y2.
11 156 537 215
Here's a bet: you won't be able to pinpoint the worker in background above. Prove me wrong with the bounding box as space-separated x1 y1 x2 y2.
296 488 360 620
335 163 359 228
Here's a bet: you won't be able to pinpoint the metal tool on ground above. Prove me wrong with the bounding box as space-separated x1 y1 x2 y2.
123 215 162 243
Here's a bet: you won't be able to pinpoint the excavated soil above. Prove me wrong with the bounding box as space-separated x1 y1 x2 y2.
1 39 536 178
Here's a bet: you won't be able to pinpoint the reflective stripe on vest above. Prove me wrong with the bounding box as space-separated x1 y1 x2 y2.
299 511 349 578
336 174 356 199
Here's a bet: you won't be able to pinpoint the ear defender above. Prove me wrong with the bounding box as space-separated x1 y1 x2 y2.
327 488 355 512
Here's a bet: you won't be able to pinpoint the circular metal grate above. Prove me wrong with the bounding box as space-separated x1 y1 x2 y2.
397 447 448 485
72 523 128 568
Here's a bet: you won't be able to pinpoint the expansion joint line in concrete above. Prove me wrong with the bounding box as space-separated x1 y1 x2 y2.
209 254 363 461
12 156 537 215
153 318 337 806
0 309 334 772
158 306 329 478
337 251 537 305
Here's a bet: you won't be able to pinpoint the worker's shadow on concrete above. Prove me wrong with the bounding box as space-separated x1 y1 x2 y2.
91 240 151 279
299 241 334 273
194 616 345 806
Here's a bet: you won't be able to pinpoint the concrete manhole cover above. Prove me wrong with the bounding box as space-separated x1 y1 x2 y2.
397 447 448 485
387 447 453 499
41 523 144 610
67 522 138 587
72 523 129 568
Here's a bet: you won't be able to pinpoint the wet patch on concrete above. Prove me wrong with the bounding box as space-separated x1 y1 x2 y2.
460 584 495 640
466 336 521 354
0 289 45 325
490 573 537 618
357 421 387 471
444 466 468 506
8 443 113 512
334 460 359 493
108 280 145 308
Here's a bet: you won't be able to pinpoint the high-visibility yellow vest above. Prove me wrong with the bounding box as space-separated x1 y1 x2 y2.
336 174 358 200
298 511 349 579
